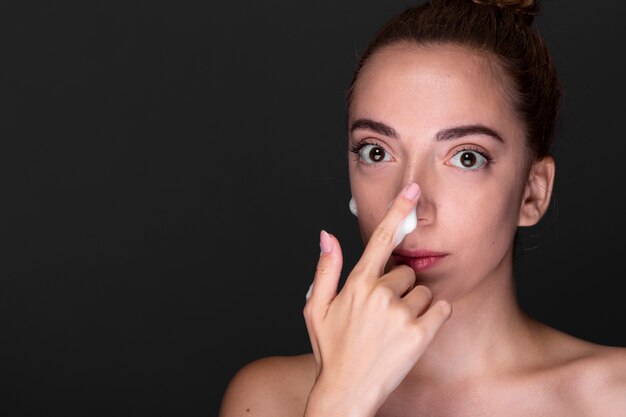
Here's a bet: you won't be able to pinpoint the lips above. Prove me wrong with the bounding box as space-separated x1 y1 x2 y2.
391 248 448 272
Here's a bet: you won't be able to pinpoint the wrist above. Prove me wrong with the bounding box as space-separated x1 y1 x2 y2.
304 375 381 417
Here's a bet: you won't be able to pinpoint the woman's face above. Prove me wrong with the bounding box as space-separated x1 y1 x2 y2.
348 43 530 301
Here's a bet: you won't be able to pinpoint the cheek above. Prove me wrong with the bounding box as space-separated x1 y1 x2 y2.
355 198 391 244
349 164 402 242
443 179 522 248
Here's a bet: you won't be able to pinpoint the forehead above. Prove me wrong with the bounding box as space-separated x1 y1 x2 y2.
349 42 523 141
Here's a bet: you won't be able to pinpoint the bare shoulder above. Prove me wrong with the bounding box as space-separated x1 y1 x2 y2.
543 330 626 416
219 354 316 417
572 344 626 415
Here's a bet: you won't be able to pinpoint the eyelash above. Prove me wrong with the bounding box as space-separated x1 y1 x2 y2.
348 140 380 156
453 146 493 164
349 142 493 165
452 146 493 171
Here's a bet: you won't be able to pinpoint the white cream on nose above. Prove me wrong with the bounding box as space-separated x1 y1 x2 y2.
307 197 417 301
394 205 417 247
349 197 417 248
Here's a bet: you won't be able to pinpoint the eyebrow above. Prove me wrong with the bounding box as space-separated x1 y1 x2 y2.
435 124 504 143
350 119 399 139
350 118 504 143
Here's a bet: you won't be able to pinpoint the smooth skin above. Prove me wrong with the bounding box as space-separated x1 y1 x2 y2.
219 43 626 417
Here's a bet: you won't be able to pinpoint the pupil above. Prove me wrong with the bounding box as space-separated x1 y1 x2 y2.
461 152 476 167
370 147 384 162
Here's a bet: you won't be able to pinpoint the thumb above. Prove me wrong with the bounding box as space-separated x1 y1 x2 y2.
306 230 343 317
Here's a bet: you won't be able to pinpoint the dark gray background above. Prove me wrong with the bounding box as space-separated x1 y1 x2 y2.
1 1 624 416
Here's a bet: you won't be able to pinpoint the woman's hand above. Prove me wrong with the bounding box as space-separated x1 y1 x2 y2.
303 183 452 417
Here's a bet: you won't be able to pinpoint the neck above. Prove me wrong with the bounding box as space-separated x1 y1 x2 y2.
409 253 541 382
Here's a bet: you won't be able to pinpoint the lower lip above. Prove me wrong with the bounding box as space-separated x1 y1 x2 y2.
392 255 446 272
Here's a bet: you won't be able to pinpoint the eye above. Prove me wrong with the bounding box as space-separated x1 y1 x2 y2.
349 142 392 165
448 149 490 170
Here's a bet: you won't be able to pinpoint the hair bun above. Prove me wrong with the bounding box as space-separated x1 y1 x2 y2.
472 0 539 25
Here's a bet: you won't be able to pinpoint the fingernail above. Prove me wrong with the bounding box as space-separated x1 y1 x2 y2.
305 283 314 301
402 182 420 200
320 230 333 254
439 300 452 316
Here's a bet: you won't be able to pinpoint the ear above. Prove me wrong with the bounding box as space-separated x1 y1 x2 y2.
518 155 556 227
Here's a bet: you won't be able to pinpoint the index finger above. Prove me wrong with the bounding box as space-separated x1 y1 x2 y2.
356 182 420 277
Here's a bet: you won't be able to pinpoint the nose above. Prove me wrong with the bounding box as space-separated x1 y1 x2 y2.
400 163 436 225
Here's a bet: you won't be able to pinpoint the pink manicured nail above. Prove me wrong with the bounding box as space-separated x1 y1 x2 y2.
402 182 420 200
320 230 333 254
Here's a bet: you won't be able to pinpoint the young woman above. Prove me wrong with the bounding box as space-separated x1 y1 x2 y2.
219 0 626 415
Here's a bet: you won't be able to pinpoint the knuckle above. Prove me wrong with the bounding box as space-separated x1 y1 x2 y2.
395 303 415 323
350 262 367 278
303 304 312 318
347 278 370 299
411 324 427 342
396 264 416 279
315 260 331 277
372 224 395 245
371 285 394 306
303 303 316 321
415 284 432 299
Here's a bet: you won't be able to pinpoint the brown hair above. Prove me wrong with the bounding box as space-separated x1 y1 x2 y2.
345 0 562 161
